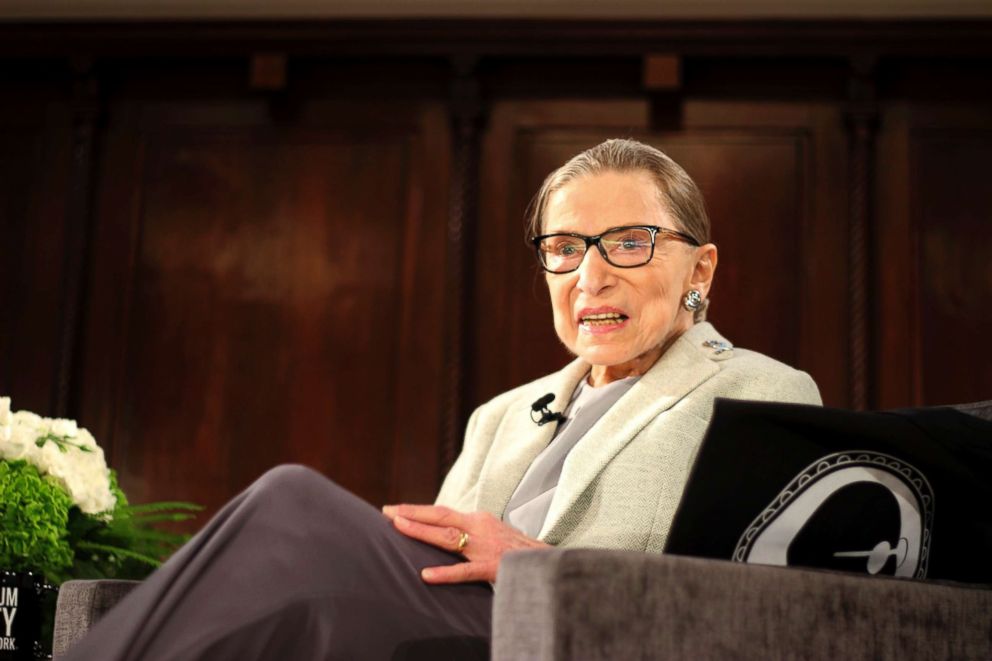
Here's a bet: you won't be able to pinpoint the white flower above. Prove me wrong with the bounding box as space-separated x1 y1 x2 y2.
50 418 79 438
0 396 116 515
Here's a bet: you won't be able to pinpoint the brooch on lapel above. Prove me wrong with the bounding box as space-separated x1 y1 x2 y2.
703 339 733 355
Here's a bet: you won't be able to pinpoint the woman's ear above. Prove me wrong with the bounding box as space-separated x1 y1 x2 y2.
689 243 718 298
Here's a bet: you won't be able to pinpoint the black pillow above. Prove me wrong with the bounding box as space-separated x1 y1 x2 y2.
664 399 992 584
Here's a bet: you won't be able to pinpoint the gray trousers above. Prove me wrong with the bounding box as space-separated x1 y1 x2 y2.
63 465 493 660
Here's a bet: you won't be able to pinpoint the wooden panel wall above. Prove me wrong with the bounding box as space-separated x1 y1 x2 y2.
914 130 992 405
0 22 990 521
70 66 452 513
875 105 992 408
0 65 72 415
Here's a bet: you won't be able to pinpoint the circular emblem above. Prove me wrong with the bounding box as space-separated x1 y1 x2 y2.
733 451 934 578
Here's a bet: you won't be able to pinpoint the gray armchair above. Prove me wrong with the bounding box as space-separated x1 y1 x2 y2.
492 549 992 660
55 555 992 659
53 579 138 657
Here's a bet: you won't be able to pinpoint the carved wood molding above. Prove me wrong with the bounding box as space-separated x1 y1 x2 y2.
440 55 485 474
53 57 102 417
844 55 879 411
2 20 992 58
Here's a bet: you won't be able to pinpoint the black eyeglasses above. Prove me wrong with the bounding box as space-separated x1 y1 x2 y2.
531 225 700 274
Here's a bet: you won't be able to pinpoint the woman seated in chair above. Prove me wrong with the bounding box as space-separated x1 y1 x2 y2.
63 138 821 660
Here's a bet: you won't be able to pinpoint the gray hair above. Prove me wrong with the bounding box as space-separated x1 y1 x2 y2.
525 138 712 320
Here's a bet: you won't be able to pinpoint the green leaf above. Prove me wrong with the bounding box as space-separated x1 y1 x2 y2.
127 501 203 514
74 541 162 568
33 432 94 454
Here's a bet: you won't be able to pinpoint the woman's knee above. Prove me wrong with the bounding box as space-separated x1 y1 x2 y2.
259 463 322 483
248 464 338 506
244 464 380 534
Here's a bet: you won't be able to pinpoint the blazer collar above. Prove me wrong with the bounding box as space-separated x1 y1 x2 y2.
473 357 590 518
538 322 725 542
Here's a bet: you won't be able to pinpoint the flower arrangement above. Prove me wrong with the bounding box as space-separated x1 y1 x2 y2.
0 396 200 585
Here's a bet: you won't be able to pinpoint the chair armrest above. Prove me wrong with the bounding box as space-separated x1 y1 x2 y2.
493 549 992 661
53 579 140 658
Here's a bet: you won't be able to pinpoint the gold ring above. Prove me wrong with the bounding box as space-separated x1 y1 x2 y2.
456 531 470 553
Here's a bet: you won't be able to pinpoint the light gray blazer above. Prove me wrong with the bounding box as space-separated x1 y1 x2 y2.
435 322 822 553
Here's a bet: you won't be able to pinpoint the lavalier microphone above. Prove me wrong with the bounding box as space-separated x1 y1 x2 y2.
531 393 565 426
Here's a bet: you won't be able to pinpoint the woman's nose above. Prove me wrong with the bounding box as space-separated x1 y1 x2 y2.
576 247 614 296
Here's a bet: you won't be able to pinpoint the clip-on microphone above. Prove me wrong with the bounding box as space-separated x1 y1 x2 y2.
531 393 565 426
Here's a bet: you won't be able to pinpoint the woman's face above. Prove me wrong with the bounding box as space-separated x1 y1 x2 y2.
542 170 716 383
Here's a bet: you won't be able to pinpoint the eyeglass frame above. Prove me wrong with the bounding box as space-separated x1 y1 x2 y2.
530 224 701 274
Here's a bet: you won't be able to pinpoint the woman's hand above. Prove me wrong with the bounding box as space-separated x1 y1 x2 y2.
381 504 548 584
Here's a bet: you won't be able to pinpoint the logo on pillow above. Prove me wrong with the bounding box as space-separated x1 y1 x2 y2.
733 451 934 578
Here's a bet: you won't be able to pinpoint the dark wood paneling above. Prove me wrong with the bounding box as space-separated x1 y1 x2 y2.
0 128 53 409
0 73 72 415
440 57 484 473
667 135 806 362
914 129 992 405
875 106 992 408
473 99 849 408
55 61 103 417
78 93 450 516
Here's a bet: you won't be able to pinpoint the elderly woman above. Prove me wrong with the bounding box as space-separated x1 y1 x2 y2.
64 139 820 660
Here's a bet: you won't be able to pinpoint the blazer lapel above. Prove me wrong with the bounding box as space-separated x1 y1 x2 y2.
474 358 591 518
538 323 723 542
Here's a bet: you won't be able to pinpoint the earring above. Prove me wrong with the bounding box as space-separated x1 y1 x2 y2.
682 289 703 312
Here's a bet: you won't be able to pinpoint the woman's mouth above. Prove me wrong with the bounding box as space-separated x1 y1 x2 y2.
578 312 629 331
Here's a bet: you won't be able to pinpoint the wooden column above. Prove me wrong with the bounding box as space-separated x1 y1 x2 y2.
53 57 102 417
440 55 485 473
844 56 878 411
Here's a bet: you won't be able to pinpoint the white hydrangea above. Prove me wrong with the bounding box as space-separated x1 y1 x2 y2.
0 396 116 515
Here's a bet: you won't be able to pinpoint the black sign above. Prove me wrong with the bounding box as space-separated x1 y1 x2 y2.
0 571 57 661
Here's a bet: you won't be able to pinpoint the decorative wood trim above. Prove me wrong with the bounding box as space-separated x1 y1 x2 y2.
440 55 484 474
249 52 287 90
844 56 878 411
52 57 101 417
643 54 682 91
1 20 992 58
